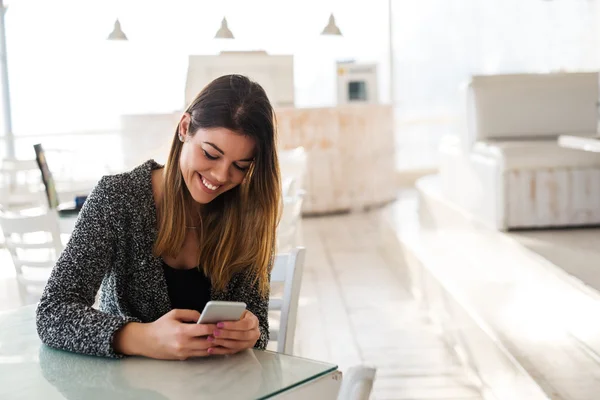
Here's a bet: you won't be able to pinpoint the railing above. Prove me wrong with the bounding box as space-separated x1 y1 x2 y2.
1 130 125 182
0 111 462 175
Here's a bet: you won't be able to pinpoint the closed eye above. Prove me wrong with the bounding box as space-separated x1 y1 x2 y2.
203 150 218 160
234 163 249 172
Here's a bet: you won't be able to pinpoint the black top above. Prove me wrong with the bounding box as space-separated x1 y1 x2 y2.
162 261 212 314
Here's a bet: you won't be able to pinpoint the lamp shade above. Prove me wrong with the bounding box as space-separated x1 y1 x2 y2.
107 19 128 40
215 17 234 39
321 13 342 36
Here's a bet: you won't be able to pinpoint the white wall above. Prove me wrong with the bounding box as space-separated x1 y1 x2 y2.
0 0 391 140
3 0 600 171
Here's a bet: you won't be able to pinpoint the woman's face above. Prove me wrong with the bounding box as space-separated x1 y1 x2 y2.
179 114 256 204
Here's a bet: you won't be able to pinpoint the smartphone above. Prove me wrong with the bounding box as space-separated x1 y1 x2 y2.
197 301 247 324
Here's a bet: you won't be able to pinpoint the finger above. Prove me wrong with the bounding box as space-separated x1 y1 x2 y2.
184 323 218 337
207 346 238 356
213 328 254 341
186 337 213 351
171 309 201 323
216 312 257 331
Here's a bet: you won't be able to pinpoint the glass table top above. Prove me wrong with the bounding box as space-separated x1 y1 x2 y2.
0 305 337 400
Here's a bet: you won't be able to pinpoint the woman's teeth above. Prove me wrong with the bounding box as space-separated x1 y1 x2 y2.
201 175 220 191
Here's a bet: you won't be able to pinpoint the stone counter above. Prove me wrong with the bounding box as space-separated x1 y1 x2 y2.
276 105 396 214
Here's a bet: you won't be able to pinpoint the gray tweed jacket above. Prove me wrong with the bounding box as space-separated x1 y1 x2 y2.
36 160 269 358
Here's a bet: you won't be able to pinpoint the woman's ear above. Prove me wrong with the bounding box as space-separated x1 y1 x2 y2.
179 113 191 138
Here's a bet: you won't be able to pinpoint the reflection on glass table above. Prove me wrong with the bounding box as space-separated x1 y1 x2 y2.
0 305 341 399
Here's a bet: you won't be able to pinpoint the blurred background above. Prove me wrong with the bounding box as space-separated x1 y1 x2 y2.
3 1 600 399
4 0 600 170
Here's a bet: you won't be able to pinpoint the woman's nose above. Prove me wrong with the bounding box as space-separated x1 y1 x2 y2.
212 163 229 184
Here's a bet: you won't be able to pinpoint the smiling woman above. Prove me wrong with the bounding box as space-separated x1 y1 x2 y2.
35 74 282 361
180 128 255 200
156 74 281 297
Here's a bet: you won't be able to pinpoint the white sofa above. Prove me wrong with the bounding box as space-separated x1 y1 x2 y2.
440 72 600 230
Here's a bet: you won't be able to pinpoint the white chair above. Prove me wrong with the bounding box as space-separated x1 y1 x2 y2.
279 147 307 199
337 366 377 400
277 147 307 253
281 176 295 198
0 207 63 304
277 191 304 252
269 246 306 355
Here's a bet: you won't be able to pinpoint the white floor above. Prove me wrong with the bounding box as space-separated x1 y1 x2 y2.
293 198 483 400
0 196 483 400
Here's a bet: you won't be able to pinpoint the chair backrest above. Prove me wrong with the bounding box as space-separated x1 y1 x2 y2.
281 176 295 198
33 143 60 209
0 207 63 300
337 366 377 400
277 193 304 252
279 147 307 198
269 247 306 354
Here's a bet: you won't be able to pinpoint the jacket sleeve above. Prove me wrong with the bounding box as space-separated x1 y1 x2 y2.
36 176 140 358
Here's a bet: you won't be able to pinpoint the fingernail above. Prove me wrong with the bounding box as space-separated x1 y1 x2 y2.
217 323 224 328
207 336 214 342
213 330 220 336
208 348 214 354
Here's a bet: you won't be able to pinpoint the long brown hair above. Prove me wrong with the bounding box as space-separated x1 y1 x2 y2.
154 75 281 297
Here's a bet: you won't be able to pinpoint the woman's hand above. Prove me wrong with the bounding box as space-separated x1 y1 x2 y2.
113 309 218 360
206 310 261 355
